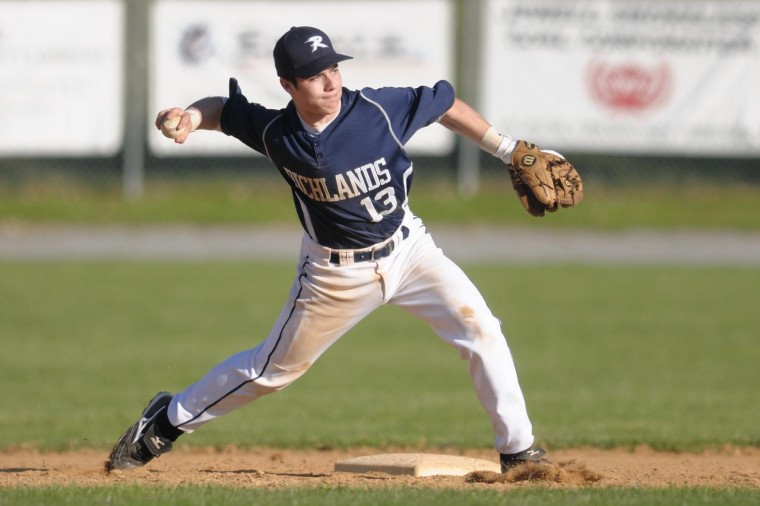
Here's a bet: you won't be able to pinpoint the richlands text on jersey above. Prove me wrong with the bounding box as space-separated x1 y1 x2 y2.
282 156 392 203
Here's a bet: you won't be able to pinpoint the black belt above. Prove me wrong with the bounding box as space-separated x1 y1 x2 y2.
330 226 409 265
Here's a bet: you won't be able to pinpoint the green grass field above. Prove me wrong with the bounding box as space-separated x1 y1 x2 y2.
1 262 758 453
2 177 759 503
2 177 760 230
3 485 760 506
1 261 758 504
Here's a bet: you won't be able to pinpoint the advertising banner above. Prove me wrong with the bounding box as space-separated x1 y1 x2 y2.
481 0 760 155
150 0 454 156
0 1 124 156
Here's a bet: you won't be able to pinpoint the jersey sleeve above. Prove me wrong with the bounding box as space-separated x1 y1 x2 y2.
220 78 282 156
360 80 455 146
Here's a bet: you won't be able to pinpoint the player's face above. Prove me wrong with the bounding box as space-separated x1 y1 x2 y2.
287 65 343 124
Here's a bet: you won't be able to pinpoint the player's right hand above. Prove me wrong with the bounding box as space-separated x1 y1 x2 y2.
155 107 193 144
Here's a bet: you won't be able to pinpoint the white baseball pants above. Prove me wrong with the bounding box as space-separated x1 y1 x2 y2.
169 210 535 454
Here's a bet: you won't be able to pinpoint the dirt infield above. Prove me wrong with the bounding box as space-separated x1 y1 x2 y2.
1 446 758 489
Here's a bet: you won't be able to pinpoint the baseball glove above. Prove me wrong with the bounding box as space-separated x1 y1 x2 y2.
507 141 584 217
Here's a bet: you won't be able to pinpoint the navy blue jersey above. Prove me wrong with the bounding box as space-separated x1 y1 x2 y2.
220 77 455 249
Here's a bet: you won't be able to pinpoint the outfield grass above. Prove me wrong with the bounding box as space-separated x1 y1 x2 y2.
2 177 760 230
0 262 757 452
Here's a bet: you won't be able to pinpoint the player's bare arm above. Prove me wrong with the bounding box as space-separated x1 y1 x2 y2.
438 98 492 146
439 98 518 159
155 96 226 144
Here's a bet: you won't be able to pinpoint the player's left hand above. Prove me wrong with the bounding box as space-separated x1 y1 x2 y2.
507 141 584 217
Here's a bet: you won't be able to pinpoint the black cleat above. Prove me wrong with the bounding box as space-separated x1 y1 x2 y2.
500 446 549 472
105 392 175 472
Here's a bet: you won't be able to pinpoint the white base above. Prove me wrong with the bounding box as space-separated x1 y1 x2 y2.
335 453 501 477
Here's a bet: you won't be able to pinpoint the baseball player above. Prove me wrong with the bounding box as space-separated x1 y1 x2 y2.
107 26 582 473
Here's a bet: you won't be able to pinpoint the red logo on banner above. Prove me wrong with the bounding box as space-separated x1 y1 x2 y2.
587 60 671 112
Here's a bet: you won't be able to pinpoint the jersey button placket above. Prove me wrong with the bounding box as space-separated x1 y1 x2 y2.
313 140 324 166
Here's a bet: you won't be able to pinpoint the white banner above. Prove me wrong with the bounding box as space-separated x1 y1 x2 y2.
150 0 454 157
481 0 760 155
0 1 124 156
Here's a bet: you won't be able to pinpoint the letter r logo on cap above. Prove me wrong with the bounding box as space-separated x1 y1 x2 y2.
306 36 328 52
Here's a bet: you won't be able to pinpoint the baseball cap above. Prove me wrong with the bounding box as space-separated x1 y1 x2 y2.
273 26 353 78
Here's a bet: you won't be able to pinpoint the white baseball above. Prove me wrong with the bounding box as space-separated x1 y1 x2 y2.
161 116 183 139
